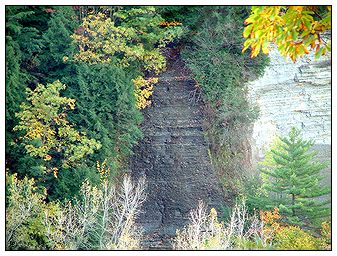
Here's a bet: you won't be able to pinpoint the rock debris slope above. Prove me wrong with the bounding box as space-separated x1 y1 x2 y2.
130 55 225 249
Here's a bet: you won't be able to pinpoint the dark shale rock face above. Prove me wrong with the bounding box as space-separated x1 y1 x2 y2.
130 57 225 249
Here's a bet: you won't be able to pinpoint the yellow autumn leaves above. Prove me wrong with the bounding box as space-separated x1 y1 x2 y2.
133 76 158 109
260 208 330 250
242 6 331 61
71 8 183 110
159 21 182 27
14 81 101 171
70 10 170 72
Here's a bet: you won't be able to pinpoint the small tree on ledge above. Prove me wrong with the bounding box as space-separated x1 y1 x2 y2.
258 127 330 227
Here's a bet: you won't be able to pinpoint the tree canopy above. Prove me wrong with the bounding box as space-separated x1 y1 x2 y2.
242 6 331 61
14 80 101 173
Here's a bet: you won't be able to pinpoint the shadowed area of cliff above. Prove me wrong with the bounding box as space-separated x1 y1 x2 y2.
130 51 225 249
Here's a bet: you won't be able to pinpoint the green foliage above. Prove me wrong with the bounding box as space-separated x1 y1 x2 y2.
5 6 332 249
6 6 147 202
40 6 79 80
6 7 35 35
159 6 201 24
65 63 142 173
71 7 183 73
17 27 44 70
5 7 33 165
183 7 267 103
11 7 47 75
174 200 273 250
14 80 101 173
182 6 268 189
174 201 330 250
47 164 100 202
70 7 183 110
5 37 26 148
254 127 331 227
159 6 230 43
6 170 146 250
19 6 51 32
5 7 67 178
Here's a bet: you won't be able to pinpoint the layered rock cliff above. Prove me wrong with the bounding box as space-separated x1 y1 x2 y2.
248 49 331 163
247 48 331 186
130 56 225 249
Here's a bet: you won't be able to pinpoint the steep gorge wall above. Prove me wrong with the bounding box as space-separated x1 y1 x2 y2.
247 48 331 182
130 56 224 249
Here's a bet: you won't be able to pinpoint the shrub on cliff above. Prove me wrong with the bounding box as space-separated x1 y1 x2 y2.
181 6 269 190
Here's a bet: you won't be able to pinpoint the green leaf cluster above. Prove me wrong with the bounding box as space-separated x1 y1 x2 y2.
71 7 183 73
6 6 146 201
14 80 101 170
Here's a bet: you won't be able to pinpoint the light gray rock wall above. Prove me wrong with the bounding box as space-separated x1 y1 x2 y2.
247 49 331 164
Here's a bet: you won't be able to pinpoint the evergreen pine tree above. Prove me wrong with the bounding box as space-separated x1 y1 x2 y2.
65 63 143 174
6 7 34 170
258 127 330 227
40 6 79 82
6 38 25 143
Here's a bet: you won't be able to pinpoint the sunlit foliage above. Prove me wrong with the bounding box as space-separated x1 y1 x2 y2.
243 6 331 61
71 8 183 73
133 76 158 109
260 208 329 250
6 172 52 249
71 7 183 109
6 169 147 250
14 80 101 171
173 202 330 250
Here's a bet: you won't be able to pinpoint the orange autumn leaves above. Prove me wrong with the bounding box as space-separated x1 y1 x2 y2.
242 6 331 61
260 208 281 242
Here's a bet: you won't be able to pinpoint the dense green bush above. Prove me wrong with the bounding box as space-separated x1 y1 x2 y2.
6 7 36 171
39 6 79 82
65 63 143 173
